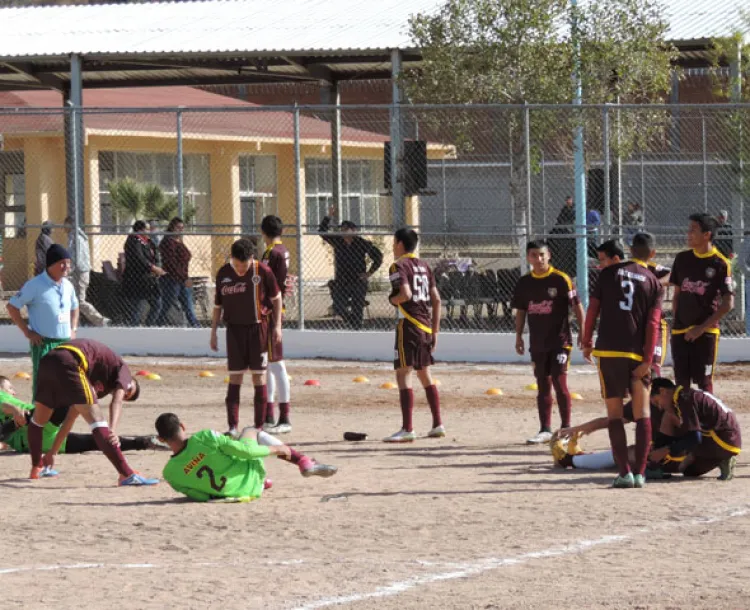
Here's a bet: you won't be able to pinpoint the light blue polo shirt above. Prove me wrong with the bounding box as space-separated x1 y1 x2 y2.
9 272 79 339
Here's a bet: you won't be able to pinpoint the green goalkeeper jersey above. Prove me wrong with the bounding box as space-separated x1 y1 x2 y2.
0 390 66 454
162 430 271 502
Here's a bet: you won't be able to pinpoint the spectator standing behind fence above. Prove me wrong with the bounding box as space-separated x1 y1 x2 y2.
623 202 643 245
741 231 750 337
157 217 200 328
556 196 575 228
319 205 383 330
715 210 734 258
34 221 53 275
586 208 601 258
550 196 576 277
122 220 166 326
6 245 79 398
64 217 109 327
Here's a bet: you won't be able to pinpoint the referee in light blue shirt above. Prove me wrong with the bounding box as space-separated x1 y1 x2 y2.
7 244 80 398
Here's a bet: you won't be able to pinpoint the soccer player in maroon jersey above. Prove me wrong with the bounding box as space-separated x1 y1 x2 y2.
512 239 584 444
211 239 282 436
650 377 740 480
384 228 443 443
670 213 734 393
582 239 662 488
24 338 159 485
260 215 293 434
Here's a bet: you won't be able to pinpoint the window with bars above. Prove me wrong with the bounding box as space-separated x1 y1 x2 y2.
239 155 278 233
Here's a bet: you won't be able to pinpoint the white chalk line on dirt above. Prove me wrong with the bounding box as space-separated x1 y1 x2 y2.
291 504 750 610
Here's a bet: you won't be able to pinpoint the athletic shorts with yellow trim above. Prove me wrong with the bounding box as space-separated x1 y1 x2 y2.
596 356 650 400
394 320 434 371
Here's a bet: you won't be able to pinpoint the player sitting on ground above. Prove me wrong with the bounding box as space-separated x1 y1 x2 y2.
27 338 159 486
1 376 163 461
384 228 443 443
582 239 662 489
512 239 584 444
155 413 337 502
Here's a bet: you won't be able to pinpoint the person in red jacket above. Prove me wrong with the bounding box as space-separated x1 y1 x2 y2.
157 217 200 328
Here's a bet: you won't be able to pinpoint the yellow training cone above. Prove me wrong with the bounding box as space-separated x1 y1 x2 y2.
486 388 504 396
380 382 397 390
145 373 162 381
571 392 584 400
14 372 31 380
525 383 538 391
224 376 230 383
199 371 215 378
353 376 369 383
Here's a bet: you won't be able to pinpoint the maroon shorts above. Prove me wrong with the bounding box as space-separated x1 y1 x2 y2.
531 347 571 380
394 320 434 371
226 323 268 374
35 349 96 410
596 357 649 400
265 315 283 363
670 332 719 391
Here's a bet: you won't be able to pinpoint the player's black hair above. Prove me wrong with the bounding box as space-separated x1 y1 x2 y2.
651 377 676 395
394 228 419 253
596 239 625 260
526 239 550 253
125 378 140 403
630 232 655 260
230 238 255 262
155 413 182 441
166 217 184 233
340 220 358 231
261 215 283 238
132 220 147 233
688 213 717 241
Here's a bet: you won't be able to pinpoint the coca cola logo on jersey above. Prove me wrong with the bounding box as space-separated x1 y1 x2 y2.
681 279 708 295
221 283 247 295
528 300 554 314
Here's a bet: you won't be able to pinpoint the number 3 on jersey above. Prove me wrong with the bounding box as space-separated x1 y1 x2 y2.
619 280 634 311
413 275 429 302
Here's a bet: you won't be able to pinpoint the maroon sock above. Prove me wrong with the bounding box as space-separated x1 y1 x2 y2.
278 402 291 424
536 376 553 431
28 420 44 468
399 389 414 432
91 426 134 478
254 385 268 429
634 418 652 476
607 419 631 477
424 385 442 428
277 447 304 466
552 375 572 429
225 383 241 431
265 402 275 424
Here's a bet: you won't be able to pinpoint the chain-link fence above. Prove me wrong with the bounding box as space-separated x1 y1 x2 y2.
1 103 749 336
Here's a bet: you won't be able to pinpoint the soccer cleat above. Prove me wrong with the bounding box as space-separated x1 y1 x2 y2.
526 430 553 445
566 432 584 456
612 473 635 488
299 458 338 479
645 468 672 480
267 423 292 435
550 439 574 468
383 429 417 443
633 474 646 489
118 473 160 486
30 465 58 479
427 425 446 438
145 436 170 450
718 455 737 481
225 428 238 439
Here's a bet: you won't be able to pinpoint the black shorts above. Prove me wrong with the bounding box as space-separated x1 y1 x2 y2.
226 323 268 374
531 347 571 379
670 332 719 390
394 320 433 371
36 349 96 411
596 357 649 400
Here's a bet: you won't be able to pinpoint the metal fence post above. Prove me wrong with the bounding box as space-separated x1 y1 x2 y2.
616 99 623 236
524 103 532 241
70 103 80 269
603 105 611 237
294 106 305 331
702 114 709 212
640 152 646 224
177 109 185 218
541 150 547 229
390 49 404 228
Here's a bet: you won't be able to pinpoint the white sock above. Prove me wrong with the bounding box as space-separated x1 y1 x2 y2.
257 430 283 447
266 367 276 403
268 361 291 403
572 450 616 470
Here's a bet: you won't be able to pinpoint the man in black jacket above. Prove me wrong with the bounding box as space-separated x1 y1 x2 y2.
121 220 166 326
319 206 383 330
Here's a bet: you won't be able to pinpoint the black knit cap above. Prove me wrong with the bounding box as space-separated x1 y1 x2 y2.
46 244 71 268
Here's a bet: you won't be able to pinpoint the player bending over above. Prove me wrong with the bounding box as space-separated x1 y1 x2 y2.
582 239 662 489
512 239 584 444
384 228 443 443
1 376 163 464
211 238 282 436
155 413 337 502
25 339 159 485
260 215 293 434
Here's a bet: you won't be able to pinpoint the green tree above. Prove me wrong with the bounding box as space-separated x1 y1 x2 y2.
108 178 195 226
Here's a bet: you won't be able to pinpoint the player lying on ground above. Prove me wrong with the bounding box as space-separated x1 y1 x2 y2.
155 413 337 502
211 238 282 436
582 237 662 489
512 239 584 444
384 228 444 443
552 378 740 480
1 377 163 463
27 339 159 486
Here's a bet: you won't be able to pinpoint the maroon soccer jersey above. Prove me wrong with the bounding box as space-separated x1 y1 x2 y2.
261 241 290 302
54 339 133 398
389 254 435 332
592 261 662 360
511 266 578 353
646 261 670 361
669 248 733 333
215 261 280 325
674 387 738 437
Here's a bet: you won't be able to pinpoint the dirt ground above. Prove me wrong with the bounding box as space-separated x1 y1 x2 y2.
2 356 750 610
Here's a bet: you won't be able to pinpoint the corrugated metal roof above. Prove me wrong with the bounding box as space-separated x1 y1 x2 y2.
0 0 745 61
